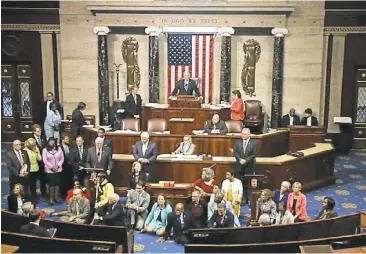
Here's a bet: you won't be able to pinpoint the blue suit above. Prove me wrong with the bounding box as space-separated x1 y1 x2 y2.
273 189 289 208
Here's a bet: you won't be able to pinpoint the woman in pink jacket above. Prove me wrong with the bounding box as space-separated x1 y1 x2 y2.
42 137 64 205
287 182 307 222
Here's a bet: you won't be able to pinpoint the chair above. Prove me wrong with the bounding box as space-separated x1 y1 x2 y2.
243 100 264 131
121 118 140 131
225 120 243 133
147 118 167 133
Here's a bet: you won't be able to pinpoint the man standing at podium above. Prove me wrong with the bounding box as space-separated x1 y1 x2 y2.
170 71 203 99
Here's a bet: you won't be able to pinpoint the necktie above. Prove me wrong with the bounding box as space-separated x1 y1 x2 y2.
36 137 41 147
142 143 147 156
17 151 24 166
97 149 101 163
213 124 216 130
243 140 248 154
220 215 224 224
185 82 188 91
75 201 80 217
133 94 137 104
79 147 83 160
136 194 140 206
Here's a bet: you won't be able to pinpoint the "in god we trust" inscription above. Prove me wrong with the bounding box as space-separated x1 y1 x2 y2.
161 18 218 25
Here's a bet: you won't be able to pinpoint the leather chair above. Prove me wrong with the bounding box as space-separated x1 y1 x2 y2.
225 120 243 133
121 118 140 131
243 100 264 131
147 118 167 133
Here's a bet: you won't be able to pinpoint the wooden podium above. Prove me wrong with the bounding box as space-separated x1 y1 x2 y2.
169 95 201 108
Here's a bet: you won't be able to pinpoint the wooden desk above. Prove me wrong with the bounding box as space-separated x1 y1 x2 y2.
141 106 231 134
111 143 335 195
83 128 290 157
335 247 366 253
145 183 193 208
1 244 19 253
284 126 326 152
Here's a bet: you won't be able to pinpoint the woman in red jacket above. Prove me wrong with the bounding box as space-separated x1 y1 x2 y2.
230 90 244 120
287 182 308 222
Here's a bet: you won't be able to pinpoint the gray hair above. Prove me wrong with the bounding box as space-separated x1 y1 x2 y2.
109 193 120 201
242 128 251 134
281 181 291 190
95 137 103 144
22 202 34 214
141 131 149 139
217 203 226 210
258 213 271 225
202 167 215 180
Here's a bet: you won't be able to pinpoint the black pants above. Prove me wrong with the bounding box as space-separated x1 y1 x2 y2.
29 171 40 200
60 164 73 197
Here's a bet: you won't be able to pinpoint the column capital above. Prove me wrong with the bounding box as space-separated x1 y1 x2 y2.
271 28 288 37
93 26 110 35
145 27 163 36
217 27 235 37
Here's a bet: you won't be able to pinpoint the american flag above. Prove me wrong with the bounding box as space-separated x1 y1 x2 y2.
167 34 214 103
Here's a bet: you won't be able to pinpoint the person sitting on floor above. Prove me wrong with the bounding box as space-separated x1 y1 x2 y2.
185 190 208 229
275 201 294 225
257 213 271 226
95 193 125 226
273 181 291 209
127 161 147 190
142 194 172 236
287 182 308 222
256 189 277 225
94 172 114 209
209 184 221 203
52 189 90 224
7 183 32 215
208 191 240 227
21 209 50 237
315 197 338 220
65 180 91 205
208 203 235 228
125 181 151 230
221 170 243 217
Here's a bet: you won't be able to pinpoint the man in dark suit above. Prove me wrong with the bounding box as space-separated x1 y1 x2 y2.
70 102 86 140
70 136 89 187
204 114 228 134
5 140 30 195
170 71 203 99
301 108 319 126
95 193 125 226
91 128 112 149
60 134 73 197
157 203 193 245
281 108 301 127
132 132 158 178
185 191 208 229
86 137 113 176
21 209 50 237
208 203 235 228
125 86 142 119
233 128 257 204
32 124 47 198
42 92 63 122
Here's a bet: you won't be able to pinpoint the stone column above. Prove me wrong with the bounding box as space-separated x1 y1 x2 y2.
218 27 235 102
40 31 55 97
93 27 110 126
270 28 288 128
145 27 163 103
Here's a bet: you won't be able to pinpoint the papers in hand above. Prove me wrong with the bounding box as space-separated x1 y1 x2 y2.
172 155 201 161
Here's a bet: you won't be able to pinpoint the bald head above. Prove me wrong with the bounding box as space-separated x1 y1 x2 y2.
12 140 22 151
175 203 184 215
212 114 220 125
73 188 82 200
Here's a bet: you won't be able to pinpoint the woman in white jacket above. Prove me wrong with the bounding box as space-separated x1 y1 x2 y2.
44 102 61 144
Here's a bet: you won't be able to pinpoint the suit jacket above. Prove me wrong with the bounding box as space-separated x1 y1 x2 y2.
171 79 201 96
301 116 319 126
233 139 257 174
5 149 30 182
273 189 290 208
100 202 125 226
7 194 31 214
207 200 240 227
281 114 301 127
185 200 208 229
70 146 88 176
231 99 244 120
208 210 235 228
125 93 142 117
21 223 50 237
287 192 307 220
70 108 85 139
204 120 228 134
85 146 113 171
132 141 158 173
127 172 148 190
126 190 151 213
67 197 90 219
174 142 195 155
164 212 193 240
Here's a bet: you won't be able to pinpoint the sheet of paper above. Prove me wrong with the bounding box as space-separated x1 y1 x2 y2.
212 156 236 162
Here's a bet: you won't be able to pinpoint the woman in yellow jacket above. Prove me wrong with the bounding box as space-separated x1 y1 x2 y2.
94 172 114 209
24 138 42 202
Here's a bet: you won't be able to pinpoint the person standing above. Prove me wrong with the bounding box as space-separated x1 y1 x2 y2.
230 90 244 120
221 170 243 216
170 71 202 99
5 140 30 195
125 86 142 119
85 137 113 176
42 92 62 122
60 134 73 197
132 132 158 179
44 102 62 144
32 124 47 198
233 128 257 205
42 137 64 205
70 136 88 187
70 102 86 140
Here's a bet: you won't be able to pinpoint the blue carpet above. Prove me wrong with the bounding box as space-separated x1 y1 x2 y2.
1 143 365 253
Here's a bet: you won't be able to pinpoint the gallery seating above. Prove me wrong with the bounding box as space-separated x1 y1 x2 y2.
188 213 360 244
1 210 133 253
147 118 167 133
121 118 140 131
2 231 117 253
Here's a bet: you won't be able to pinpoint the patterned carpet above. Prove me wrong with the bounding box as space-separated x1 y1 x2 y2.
1 143 365 253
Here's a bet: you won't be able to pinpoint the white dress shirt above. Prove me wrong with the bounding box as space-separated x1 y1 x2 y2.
142 142 148 156
306 117 312 126
289 116 294 126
